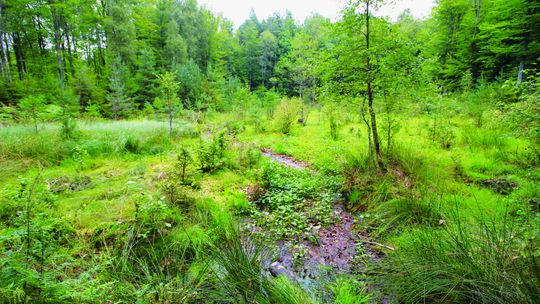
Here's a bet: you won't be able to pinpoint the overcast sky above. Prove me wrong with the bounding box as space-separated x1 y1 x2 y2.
198 0 435 27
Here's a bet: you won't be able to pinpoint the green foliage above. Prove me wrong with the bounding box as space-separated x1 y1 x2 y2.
235 143 262 170
381 214 540 304
18 95 47 132
156 71 181 135
0 176 76 303
197 129 229 173
324 103 342 140
177 145 193 182
248 162 341 242
177 59 205 109
273 97 301 134
72 144 91 171
106 60 133 120
1 0 539 302
332 277 370 304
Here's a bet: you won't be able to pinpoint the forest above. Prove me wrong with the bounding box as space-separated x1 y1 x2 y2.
0 0 539 302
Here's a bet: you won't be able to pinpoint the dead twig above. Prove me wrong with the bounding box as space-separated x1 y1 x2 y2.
362 240 395 251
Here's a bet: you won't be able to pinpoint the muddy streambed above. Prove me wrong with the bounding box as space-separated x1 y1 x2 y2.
256 149 383 292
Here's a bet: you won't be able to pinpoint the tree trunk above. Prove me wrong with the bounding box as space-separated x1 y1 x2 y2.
0 4 4 81
383 89 392 156
299 85 305 125
361 98 375 170
365 1 384 171
63 22 76 79
0 32 10 83
96 28 106 77
0 45 3 80
168 102 173 135
49 0 65 87
35 17 47 57
12 33 25 80
517 60 524 85
517 34 529 87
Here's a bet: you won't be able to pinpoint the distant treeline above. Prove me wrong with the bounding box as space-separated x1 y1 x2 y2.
0 0 538 117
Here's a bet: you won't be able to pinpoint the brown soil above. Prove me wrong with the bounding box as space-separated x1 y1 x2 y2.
261 148 311 170
260 148 382 282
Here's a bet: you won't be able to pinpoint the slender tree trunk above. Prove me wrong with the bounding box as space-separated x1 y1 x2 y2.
12 33 25 80
0 4 4 81
0 32 11 83
0 46 3 80
383 89 392 156
96 29 106 77
299 84 305 125
35 17 47 57
517 36 529 87
365 1 384 171
49 0 65 87
62 22 76 79
361 98 375 170
0 39 3 80
168 102 173 135
517 60 525 85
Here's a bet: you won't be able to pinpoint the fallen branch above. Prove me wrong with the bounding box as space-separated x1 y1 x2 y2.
362 240 395 251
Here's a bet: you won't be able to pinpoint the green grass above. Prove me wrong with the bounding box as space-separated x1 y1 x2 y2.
0 93 538 303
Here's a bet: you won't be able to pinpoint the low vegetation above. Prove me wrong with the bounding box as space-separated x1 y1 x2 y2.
1 0 539 303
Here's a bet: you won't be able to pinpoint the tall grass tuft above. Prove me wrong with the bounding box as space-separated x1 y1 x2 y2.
380 212 540 304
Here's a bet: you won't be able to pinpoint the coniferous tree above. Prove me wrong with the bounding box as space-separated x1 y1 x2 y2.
106 61 132 120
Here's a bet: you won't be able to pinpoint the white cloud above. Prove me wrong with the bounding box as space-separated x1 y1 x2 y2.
198 0 435 27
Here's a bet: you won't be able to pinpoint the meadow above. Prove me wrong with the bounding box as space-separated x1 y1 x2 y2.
1 85 538 303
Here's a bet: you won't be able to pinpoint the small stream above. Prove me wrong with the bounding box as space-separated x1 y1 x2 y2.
258 149 383 293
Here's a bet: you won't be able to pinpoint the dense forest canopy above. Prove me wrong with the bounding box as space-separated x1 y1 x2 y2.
0 0 538 116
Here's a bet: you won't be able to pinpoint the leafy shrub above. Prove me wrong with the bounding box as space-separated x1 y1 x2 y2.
158 173 195 208
235 144 261 170
324 103 341 140
273 98 301 134
60 115 79 140
0 177 77 303
429 123 456 149
135 197 175 234
176 146 193 182
197 129 229 173
503 90 540 143
18 94 47 132
225 120 246 137
72 144 91 171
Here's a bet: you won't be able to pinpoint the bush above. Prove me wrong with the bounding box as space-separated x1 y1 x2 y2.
429 122 456 149
235 143 261 170
273 98 301 134
197 129 229 173
324 103 342 140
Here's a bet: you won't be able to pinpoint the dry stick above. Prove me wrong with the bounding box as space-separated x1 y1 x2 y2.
362 240 395 251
